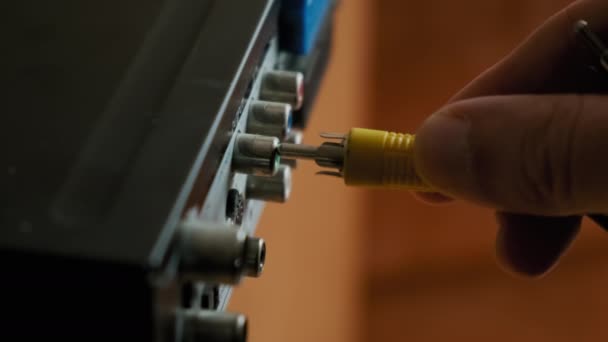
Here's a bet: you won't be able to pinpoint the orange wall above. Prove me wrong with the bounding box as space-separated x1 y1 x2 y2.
229 1 373 341
366 1 608 341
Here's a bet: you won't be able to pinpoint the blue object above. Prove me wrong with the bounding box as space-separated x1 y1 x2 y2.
280 0 332 55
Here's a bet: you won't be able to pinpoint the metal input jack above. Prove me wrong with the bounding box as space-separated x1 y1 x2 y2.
179 310 248 342
259 70 304 110
247 100 292 139
178 221 266 284
232 134 281 176
246 165 291 203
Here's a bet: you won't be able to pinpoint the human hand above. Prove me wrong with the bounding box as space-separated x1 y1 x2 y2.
413 0 608 277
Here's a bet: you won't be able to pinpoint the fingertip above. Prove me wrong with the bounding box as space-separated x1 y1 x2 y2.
495 212 581 278
412 191 454 205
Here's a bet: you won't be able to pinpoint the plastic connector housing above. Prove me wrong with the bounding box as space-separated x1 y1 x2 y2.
343 128 432 191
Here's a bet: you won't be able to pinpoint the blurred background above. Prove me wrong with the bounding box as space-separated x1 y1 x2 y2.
231 0 608 341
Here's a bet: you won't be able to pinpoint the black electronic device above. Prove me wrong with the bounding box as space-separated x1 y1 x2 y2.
0 1 337 341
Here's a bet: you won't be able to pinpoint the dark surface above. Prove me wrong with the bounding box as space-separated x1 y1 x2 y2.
589 214 608 231
1 0 166 234
0 0 278 268
0 251 156 341
0 1 280 340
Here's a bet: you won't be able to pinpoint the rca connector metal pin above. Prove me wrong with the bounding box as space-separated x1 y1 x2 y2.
278 128 434 191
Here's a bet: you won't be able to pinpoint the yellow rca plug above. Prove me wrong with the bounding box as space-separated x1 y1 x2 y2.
278 128 435 192
343 128 431 191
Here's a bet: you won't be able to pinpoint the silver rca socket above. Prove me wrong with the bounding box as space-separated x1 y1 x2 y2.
247 100 292 139
285 130 303 144
181 310 247 342
178 221 266 284
232 134 280 176
259 70 304 110
246 165 292 203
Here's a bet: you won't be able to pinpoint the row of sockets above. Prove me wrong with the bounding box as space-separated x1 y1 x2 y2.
169 70 305 342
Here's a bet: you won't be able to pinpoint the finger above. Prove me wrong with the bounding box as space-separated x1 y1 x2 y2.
452 0 608 101
414 94 608 216
417 1 608 205
412 191 453 205
495 212 582 277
